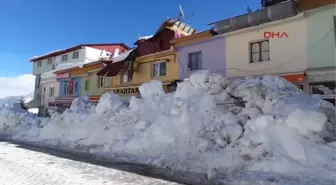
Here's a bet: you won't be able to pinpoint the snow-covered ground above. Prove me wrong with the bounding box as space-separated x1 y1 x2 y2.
0 70 335 185
0 141 180 185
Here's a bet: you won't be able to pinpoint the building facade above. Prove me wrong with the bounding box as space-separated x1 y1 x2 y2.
211 0 308 89
98 19 196 97
303 2 336 104
171 30 226 79
30 43 128 112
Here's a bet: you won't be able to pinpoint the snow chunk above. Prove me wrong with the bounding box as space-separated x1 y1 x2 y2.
285 109 327 136
139 80 165 98
95 93 124 115
189 70 210 88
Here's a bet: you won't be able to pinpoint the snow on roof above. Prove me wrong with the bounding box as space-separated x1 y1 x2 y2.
138 35 153 40
112 48 136 64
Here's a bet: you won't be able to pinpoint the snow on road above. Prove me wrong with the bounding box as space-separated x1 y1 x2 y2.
0 142 181 185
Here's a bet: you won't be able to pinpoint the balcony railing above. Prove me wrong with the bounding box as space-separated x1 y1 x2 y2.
213 0 298 34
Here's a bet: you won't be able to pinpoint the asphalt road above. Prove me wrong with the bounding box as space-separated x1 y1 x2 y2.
0 141 182 185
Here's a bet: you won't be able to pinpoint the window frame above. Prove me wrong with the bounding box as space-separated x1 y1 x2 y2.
333 15 336 46
62 54 68 62
64 83 69 95
152 62 167 77
37 61 42 68
84 80 89 91
250 40 270 63
47 58 52 65
72 51 79 59
98 76 104 88
188 51 202 71
74 81 79 93
122 71 132 83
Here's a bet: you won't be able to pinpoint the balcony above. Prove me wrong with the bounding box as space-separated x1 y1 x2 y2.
213 0 298 34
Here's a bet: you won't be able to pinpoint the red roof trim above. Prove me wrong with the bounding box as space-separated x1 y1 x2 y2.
30 43 129 62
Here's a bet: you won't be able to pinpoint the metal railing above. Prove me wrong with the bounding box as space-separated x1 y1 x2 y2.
214 0 298 34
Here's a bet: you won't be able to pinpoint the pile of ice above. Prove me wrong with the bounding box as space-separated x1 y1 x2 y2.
2 70 336 185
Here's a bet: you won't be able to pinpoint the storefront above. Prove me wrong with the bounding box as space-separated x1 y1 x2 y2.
280 73 305 90
306 67 336 105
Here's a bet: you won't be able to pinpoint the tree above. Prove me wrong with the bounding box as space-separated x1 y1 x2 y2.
19 96 28 111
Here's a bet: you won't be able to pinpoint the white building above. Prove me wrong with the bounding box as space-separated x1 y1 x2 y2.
30 44 129 111
212 0 308 89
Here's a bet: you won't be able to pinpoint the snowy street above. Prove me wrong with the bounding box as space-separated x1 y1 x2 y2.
0 141 181 185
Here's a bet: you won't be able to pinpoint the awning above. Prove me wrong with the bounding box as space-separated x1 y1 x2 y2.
280 73 305 83
97 48 137 77
306 67 336 82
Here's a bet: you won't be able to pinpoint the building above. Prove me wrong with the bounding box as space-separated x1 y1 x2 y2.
301 0 335 104
98 18 196 97
51 45 129 110
210 0 307 89
30 43 128 113
171 30 226 79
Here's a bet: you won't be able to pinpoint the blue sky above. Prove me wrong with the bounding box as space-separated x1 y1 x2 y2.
0 0 260 77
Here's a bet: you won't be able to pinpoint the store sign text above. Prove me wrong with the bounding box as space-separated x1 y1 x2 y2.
264 31 289 39
112 87 139 94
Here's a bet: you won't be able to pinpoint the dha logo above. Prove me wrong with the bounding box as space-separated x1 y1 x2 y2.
264 31 289 39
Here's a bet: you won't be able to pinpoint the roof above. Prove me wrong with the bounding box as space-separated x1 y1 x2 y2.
111 48 137 64
134 18 196 45
30 43 129 62
170 29 215 45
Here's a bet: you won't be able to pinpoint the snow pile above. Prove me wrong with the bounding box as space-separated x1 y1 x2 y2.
0 103 42 132
1 70 336 185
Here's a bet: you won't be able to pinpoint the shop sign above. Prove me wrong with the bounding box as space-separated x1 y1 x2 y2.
56 73 70 79
112 87 140 94
264 31 289 39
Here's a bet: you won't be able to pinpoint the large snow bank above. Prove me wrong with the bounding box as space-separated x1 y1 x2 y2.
1 71 336 185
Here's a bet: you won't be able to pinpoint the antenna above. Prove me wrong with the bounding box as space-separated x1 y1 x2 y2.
178 5 185 21
246 6 252 13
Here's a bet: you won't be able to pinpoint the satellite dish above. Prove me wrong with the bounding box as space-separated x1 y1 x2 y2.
178 5 185 21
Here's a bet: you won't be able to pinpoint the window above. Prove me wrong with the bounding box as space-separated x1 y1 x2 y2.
49 87 54 97
334 16 336 46
47 58 52 65
250 40 270 63
122 71 132 83
62 54 68 62
36 76 41 88
64 83 69 95
74 81 79 93
84 80 89 91
188 52 202 71
152 62 166 77
98 76 104 88
72 51 79 59
37 61 42 68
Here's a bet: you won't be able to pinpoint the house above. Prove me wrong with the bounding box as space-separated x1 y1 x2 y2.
30 43 128 113
171 30 226 79
97 18 196 97
301 0 335 104
210 0 307 89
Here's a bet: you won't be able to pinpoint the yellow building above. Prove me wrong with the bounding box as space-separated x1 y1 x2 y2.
98 18 196 97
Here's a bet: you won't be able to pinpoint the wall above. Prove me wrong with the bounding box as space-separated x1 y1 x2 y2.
32 48 86 75
225 15 307 78
69 63 108 96
298 0 335 11
107 49 179 94
58 77 81 97
176 36 226 79
41 81 59 108
136 29 175 57
84 47 112 62
305 4 335 69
